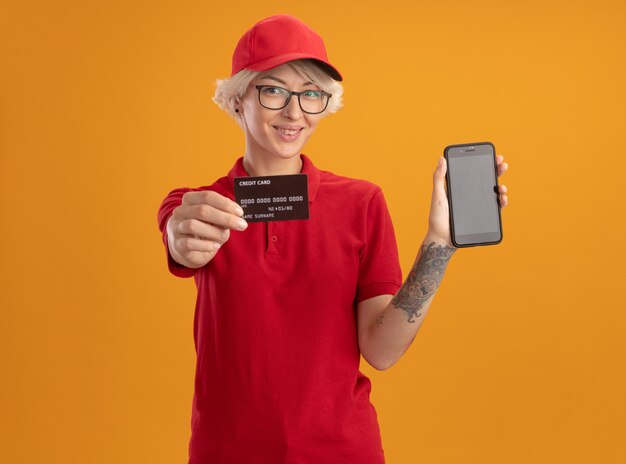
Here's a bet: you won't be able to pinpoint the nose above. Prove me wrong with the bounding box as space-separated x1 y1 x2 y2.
282 94 303 120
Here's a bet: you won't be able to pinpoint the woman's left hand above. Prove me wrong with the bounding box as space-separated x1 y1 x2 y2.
426 155 509 247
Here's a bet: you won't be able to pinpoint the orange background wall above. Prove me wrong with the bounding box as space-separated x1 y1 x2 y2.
1 1 625 462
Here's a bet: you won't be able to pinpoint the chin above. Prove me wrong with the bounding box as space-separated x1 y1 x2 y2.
272 144 305 160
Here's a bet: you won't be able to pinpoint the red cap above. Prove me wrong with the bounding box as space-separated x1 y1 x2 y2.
231 14 343 81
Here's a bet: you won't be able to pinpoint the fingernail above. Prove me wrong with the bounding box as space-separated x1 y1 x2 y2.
438 157 443 167
237 218 248 230
214 242 221 250
235 205 244 216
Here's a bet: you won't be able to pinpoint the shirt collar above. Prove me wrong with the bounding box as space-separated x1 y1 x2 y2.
227 154 320 203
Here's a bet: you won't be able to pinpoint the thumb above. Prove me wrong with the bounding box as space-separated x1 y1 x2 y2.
433 157 447 194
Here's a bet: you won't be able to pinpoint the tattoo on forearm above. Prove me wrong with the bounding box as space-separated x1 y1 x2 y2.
389 242 455 324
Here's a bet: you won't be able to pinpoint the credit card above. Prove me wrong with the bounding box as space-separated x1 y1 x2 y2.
234 174 309 222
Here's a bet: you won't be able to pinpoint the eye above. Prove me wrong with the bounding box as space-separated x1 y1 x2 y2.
302 90 322 99
261 86 284 95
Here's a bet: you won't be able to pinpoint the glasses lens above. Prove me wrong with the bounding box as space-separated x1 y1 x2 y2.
299 90 328 114
259 86 290 109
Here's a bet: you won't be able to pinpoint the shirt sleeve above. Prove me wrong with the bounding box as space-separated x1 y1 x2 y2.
156 187 199 278
356 188 403 302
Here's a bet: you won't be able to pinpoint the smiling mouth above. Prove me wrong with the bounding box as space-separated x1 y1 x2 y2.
273 126 303 136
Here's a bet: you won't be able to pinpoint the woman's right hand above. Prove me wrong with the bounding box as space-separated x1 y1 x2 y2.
166 190 248 268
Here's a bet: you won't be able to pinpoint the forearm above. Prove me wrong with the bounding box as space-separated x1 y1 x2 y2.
366 236 456 369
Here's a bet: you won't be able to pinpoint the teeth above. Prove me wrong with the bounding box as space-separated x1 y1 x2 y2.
277 128 299 136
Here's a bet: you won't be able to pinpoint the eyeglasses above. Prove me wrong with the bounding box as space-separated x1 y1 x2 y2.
255 85 332 115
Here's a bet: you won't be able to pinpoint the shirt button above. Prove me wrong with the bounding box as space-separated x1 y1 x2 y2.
271 235 278 242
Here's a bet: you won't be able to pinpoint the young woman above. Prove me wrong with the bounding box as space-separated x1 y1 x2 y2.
157 14 508 464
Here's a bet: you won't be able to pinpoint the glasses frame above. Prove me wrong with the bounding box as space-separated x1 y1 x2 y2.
255 85 332 115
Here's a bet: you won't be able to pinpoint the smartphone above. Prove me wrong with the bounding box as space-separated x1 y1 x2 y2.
444 142 503 247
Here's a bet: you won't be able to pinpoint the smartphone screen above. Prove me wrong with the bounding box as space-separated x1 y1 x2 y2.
444 142 503 247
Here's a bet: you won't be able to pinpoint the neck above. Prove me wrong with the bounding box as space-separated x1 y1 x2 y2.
242 154 303 177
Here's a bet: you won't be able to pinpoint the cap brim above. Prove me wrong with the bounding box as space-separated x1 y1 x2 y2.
244 53 343 81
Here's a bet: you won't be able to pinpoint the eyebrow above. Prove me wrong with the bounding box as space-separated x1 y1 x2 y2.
258 75 317 87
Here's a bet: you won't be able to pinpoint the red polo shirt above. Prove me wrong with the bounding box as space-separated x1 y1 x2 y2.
157 155 402 464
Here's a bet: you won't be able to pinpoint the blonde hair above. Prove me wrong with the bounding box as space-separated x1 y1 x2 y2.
213 59 344 127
